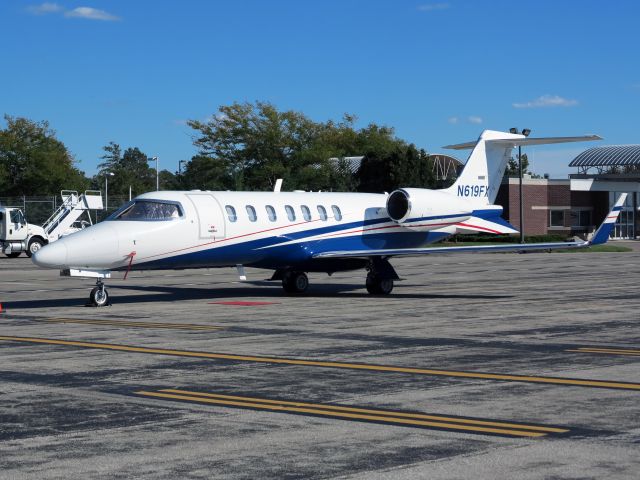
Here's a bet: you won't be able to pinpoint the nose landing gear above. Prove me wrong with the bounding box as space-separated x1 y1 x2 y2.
89 279 110 307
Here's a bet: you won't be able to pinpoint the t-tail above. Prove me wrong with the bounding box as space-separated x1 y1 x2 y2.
442 130 602 207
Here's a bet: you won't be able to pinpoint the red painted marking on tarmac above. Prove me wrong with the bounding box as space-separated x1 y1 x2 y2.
208 301 280 306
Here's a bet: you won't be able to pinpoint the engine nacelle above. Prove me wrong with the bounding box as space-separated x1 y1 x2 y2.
386 188 473 231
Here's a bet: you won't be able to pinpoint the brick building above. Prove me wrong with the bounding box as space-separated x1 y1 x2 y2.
494 145 640 239
495 178 609 238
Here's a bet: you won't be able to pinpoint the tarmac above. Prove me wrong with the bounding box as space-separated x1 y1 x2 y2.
0 244 639 479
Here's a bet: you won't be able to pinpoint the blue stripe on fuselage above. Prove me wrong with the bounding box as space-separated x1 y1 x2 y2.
125 225 451 271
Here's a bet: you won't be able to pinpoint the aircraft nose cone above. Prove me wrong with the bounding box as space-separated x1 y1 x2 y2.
32 240 68 268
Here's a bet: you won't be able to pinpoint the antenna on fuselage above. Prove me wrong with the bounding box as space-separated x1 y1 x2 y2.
274 179 283 193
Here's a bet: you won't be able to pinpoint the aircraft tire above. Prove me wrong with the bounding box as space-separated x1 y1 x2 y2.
282 271 309 294
366 274 393 295
89 286 109 307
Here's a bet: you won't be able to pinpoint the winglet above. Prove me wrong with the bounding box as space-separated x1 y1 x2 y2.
590 193 627 245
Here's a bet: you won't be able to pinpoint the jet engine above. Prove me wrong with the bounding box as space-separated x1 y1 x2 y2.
386 188 473 231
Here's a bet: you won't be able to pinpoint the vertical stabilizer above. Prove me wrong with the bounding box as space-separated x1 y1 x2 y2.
442 130 602 207
443 130 523 206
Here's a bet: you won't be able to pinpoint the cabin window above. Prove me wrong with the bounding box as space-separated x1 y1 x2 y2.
301 205 311 221
225 205 237 222
317 205 328 221
331 205 342 221
285 205 296 221
266 205 277 222
246 205 257 222
110 200 183 221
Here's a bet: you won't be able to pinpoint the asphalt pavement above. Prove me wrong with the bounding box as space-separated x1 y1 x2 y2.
0 246 639 479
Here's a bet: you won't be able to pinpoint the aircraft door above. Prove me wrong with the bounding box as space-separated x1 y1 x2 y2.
186 193 226 240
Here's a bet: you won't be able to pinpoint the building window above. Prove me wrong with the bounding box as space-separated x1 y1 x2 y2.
549 210 564 227
331 205 342 221
246 205 257 222
301 205 311 221
285 205 296 221
317 205 328 221
570 210 591 227
265 205 276 222
225 205 237 222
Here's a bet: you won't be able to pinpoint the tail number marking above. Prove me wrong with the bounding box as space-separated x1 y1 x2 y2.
458 185 488 197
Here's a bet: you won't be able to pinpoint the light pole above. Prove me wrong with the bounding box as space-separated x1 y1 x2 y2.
104 172 115 213
147 156 159 191
509 128 531 243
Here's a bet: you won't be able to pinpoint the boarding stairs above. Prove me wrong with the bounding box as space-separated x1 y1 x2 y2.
42 190 103 240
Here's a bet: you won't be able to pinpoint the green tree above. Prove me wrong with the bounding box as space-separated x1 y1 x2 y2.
187 101 438 193
357 144 434 193
179 155 232 191
188 102 327 191
505 153 530 176
0 115 88 195
96 142 155 196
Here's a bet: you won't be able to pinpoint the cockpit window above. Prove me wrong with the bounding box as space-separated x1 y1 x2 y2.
109 200 183 221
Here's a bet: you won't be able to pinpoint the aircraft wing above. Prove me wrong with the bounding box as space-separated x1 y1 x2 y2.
313 194 626 260
312 239 589 259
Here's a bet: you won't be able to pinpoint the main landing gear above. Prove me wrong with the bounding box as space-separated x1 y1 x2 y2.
275 257 399 296
282 271 309 294
89 278 110 307
365 257 398 295
365 273 394 295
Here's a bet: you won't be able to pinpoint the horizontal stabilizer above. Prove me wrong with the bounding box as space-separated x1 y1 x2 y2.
443 135 602 150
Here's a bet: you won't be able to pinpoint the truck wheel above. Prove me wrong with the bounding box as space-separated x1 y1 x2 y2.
26 238 44 258
5 252 21 258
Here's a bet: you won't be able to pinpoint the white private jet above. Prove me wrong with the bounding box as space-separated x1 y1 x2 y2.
32 130 626 306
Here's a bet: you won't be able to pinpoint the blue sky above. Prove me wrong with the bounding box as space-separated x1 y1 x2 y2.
1 1 639 179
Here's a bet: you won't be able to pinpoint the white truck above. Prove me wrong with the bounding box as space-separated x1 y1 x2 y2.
0 190 103 258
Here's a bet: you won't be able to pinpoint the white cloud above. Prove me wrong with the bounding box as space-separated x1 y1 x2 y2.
65 7 120 21
512 94 578 109
417 3 450 12
27 2 63 15
467 116 482 124
448 116 459 124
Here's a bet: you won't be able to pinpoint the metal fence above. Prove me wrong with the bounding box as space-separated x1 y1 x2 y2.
0 195 131 225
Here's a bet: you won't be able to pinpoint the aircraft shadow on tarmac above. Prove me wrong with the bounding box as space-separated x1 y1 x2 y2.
4 282 512 309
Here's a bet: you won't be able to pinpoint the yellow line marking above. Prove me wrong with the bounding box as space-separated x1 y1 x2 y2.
158 389 568 433
40 318 220 331
135 390 547 437
567 347 640 357
1 336 639 391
